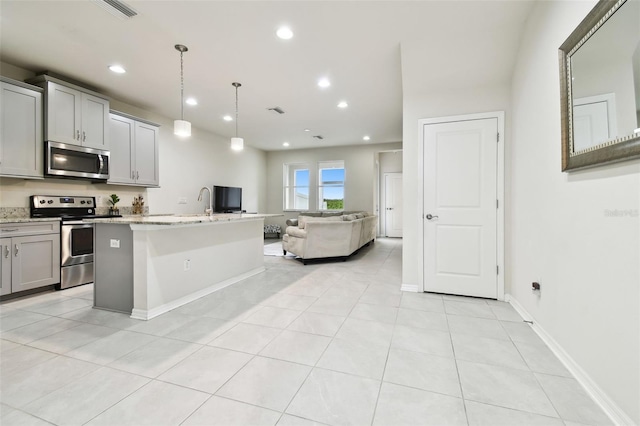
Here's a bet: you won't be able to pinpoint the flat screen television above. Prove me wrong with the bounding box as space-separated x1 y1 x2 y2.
213 185 242 213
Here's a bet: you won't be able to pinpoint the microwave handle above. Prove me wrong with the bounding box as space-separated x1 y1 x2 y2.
97 155 105 174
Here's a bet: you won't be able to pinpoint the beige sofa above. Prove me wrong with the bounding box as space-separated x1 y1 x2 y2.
282 212 377 264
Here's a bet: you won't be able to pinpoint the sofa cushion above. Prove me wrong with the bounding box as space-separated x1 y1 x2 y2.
285 226 308 238
285 218 298 227
343 214 358 221
354 213 365 219
298 215 343 229
321 211 344 217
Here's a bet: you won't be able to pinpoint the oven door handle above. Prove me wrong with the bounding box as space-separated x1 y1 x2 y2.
63 221 94 227
97 155 105 174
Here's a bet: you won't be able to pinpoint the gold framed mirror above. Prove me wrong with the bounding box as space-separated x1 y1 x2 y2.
559 0 640 171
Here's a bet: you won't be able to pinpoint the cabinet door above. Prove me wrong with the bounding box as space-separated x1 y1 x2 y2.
0 238 11 295
107 114 135 184
11 234 60 293
134 122 159 186
81 93 109 150
46 82 81 145
0 82 43 178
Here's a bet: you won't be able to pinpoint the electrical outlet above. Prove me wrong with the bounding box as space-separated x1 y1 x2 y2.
178 197 187 204
110 239 120 248
184 259 191 271
96 195 103 205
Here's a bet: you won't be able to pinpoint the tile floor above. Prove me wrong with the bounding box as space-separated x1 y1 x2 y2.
0 238 612 426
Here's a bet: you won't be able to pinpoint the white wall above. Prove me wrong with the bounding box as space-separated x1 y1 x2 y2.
400 81 511 287
0 62 267 215
265 142 402 230
509 1 639 423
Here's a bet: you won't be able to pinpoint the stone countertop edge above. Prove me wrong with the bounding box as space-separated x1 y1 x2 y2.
0 217 62 224
84 213 283 226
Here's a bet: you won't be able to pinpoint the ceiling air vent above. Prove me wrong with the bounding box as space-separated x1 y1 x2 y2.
92 0 138 19
267 107 285 115
312 135 324 140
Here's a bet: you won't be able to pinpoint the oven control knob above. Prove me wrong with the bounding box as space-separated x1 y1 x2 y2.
47 200 53 204
88 209 93 214
39 200 45 204
80 200 86 205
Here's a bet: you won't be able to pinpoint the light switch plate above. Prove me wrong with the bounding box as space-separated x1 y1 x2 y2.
178 197 187 204
110 239 120 248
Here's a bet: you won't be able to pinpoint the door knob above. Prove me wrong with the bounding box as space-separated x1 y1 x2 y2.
387 208 393 210
426 214 439 220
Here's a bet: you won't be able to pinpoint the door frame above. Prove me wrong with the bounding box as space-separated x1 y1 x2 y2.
417 111 505 300
382 172 402 237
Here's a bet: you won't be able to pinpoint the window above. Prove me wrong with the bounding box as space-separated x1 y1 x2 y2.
318 160 345 210
284 163 310 210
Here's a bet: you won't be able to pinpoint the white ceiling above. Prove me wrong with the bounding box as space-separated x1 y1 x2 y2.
0 0 534 151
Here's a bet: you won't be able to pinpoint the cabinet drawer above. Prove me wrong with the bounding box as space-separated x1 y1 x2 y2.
1 221 60 237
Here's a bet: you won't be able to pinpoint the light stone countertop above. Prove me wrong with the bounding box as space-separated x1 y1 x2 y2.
84 213 282 226
0 217 61 224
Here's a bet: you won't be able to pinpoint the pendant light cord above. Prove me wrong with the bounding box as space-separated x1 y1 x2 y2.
235 85 239 137
180 50 185 121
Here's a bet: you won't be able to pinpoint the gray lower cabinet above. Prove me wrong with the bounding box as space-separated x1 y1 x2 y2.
108 111 160 187
0 78 43 179
0 222 61 294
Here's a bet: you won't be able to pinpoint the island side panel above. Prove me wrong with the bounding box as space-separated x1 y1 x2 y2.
131 218 265 319
94 223 134 314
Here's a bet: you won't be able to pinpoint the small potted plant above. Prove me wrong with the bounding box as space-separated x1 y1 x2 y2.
108 194 120 216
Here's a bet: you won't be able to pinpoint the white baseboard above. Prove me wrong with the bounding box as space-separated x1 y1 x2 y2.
401 283 419 292
130 267 265 321
507 294 635 426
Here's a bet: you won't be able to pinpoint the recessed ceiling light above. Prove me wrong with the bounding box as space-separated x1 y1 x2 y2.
337 101 348 108
108 65 126 74
283 142 290 147
317 78 331 88
185 98 198 106
223 115 233 121
276 26 293 40
363 135 371 141
304 129 311 132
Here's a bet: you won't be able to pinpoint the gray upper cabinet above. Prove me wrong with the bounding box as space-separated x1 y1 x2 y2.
0 79 43 179
46 81 109 149
108 111 159 187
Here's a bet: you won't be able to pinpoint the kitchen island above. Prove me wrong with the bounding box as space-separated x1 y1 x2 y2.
86 213 280 320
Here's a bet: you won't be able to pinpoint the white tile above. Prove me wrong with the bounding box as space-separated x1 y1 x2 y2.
0 316 81 344
243 306 301 329
216 356 311 411
391 325 454 357
287 312 346 337
396 308 448 332
465 400 564 426
535 373 613 425
27 323 117 354
126 312 198 337
279 280 333 298
0 404 52 426
22 297 92 316
358 284 402 307
86 380 209 426
260 330 331 365
209 323 282 354
0 344 57 377
260 293 317 311
316 338 388 379
384 348 461 397
490 304 523 322
277 414 328 426
24 367 149 425
108 337 201 378
203 299 263 322
286 368 379 426
158 346 252 393
513 340 572 377
349 303 398 324
373 382 467 426
307 296 359 317
61 307 140 329
65 330 158 365
451 333 528 371
164 317 236 344
501 321 542 344
400 292 445 313
442 294 489 305
0 310 50 333
447 315 509 340
183 396 281 426
444 300 496 319
457 360 558 418
322 281 368 300
1 356 99 407
335 317 394 348
0 338 21 353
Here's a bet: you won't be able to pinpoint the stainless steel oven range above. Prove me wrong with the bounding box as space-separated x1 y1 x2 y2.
30 195 120 289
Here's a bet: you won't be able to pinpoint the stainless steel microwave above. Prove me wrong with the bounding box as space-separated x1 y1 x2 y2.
46 141 110 180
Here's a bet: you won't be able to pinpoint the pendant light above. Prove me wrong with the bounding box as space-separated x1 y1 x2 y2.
174 44 191 137
231 82 244 151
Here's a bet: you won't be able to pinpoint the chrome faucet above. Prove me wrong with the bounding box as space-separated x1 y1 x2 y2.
197 186 213 216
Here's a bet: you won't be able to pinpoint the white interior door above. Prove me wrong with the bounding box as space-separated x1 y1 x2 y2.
384 173 403 237
423 118 498 298
573 94 617 152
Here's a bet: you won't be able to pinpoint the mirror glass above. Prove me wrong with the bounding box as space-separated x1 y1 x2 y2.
570 0 640 153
